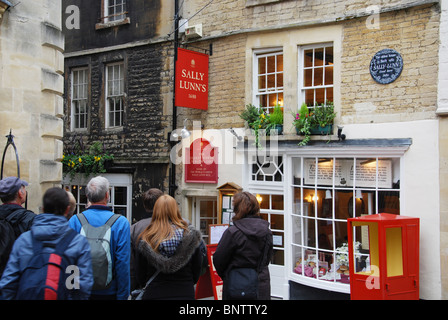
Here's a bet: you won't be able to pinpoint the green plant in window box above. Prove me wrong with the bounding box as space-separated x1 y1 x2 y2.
62 141 114 180
267 104 284 135
239 104 269 147
311 101 336 135
293 102 336 146
292 102 314 146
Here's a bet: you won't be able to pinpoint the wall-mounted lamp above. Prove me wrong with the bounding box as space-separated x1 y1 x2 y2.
256 194 263 204
325 190 332 199
338 126 346 141
355 189 363 199
229 127 243 141
172 118 191 139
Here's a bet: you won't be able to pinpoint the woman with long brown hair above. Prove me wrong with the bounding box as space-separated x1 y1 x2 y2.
134 195 204 300
213 191 273 300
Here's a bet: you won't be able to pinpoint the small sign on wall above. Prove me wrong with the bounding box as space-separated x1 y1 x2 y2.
185 138 218 184
370 49 403 84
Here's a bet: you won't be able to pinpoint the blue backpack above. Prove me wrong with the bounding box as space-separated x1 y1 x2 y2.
16 229 77 300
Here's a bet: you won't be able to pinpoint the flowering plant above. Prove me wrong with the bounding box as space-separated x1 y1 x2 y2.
335 241 361 267
62 141 114 179
292 102 336 146
293 103 314 146
239 104 270 147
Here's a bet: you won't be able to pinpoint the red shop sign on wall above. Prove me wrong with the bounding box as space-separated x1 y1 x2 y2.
175 48 209 110
185 139 218 184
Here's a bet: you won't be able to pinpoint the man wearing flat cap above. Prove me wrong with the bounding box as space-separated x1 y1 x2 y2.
0 177 36 277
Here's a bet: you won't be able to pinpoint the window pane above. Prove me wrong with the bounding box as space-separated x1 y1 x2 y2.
258 75 266 91
318 221 333 250
314 67 323 86
272 195 284 210
304 49 313 68
277 54 283 72
267 74 276 89
315 88 326 105
305 69 313 87
314 48 324 67
277 73 284 88
258 57 266 74
325 47 334 65
114 186 127 205
325 66 334 85
271 214 284 230
267 55 276 73
305 89 314 105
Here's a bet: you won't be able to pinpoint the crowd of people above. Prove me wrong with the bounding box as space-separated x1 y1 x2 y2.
0 175 273 300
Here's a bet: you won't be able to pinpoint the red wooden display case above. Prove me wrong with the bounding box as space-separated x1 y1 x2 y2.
347 213 419 300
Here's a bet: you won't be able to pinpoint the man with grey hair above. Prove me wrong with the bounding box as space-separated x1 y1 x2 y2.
69 176 130 300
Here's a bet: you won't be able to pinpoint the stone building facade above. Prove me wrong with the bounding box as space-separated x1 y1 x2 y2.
0 0 64 213
175 0 445 299
62 1 174 222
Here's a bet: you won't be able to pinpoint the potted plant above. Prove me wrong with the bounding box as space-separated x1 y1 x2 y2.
292 102 314 146
62 141 114 179
293 102 336 146
267 104 283 135
311 102 336 135
239 104 269 147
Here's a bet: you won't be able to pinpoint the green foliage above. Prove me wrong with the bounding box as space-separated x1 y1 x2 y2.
62 141 114 179
292 102 336 146
312 102 336 128
268 105 284 125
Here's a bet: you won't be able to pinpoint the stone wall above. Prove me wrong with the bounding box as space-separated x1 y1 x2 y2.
341 3 440 124
64 41 172 217
0 0 64 213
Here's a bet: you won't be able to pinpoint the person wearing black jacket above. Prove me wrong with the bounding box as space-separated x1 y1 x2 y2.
0 177 36 277
134 195 204 300
130 188 164 291
213 191 274 300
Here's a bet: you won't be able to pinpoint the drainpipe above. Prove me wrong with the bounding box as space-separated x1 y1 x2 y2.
169 0 179 197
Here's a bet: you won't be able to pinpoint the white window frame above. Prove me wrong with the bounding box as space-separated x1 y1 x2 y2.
104 0 127 23
253 48 284 113
298 43 334 107
105 62 125 129
70 67 89 132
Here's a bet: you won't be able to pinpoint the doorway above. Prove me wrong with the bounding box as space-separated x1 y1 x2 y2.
192 197 218 244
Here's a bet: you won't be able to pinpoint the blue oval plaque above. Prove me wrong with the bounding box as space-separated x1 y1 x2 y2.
370 49 403 84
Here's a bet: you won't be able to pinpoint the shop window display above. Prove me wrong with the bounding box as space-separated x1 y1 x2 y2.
291 157 400 288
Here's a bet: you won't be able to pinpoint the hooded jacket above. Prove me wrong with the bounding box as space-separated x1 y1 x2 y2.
135 224 204 300
0 213 93 300
213 216 274 300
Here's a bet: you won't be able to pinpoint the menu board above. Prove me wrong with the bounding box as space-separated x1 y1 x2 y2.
209 224 229 245
304 159 392 188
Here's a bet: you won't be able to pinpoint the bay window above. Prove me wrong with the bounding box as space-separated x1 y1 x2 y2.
290 156 401 292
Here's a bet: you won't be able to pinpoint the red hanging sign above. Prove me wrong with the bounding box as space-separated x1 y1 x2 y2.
185 138 218 184
175 48 209 110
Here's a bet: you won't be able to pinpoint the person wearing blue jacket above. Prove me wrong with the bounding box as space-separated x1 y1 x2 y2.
69 176 131 300
0 187 93 300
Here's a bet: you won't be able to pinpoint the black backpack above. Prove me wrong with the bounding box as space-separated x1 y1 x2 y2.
0 216 16 277
224 230 270 300
15 229 77 300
